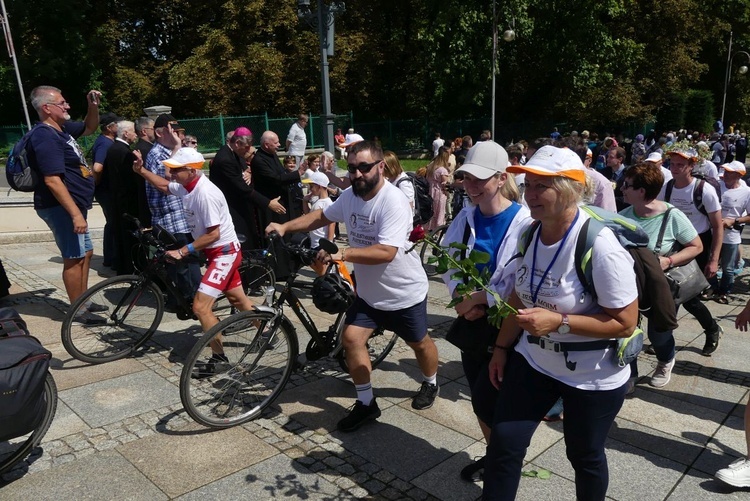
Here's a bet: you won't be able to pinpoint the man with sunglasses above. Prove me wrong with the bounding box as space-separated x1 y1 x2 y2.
144 114 201 309
28 86 101 317
266 140 439 432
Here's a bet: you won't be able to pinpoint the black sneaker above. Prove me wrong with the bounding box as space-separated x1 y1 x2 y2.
412 381 439 410
191 353 230 379
702 326 723 356
460 456 485 483
85 301 109 313
337 399 381 432
72 311 108 325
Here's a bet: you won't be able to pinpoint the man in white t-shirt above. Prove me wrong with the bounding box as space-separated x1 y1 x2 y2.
286 114 308 169
658 145 724 355
133 147 255 374
432 132 445 158
266 140 439 432
714 161 750 302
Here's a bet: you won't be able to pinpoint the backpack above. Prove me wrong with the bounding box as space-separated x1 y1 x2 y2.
663 176 720 217
513 205 677 332
0 307 52 442
396 172 433 226
5 124 46 192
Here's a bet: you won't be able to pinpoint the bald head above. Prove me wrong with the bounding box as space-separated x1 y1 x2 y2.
260 131 280 154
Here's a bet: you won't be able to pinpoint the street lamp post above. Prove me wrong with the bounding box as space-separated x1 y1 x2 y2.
721 31 750 127
0 0 30 129
297 0 345 154
491 0 514 141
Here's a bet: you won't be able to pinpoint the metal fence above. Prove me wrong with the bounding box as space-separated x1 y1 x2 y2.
0 115 655 157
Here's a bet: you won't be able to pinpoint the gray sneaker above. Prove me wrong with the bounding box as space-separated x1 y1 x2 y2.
649 358 675 388
716 457 750 487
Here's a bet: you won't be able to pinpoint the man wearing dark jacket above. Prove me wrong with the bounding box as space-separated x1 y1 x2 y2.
209 128 284 249
251 131 302 225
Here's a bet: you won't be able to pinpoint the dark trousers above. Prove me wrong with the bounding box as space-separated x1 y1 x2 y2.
166 232 201 305
95 189 116 267
679 229 718 334
483 352 627 501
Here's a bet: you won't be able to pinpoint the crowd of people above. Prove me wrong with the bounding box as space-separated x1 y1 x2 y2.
15 84 750 498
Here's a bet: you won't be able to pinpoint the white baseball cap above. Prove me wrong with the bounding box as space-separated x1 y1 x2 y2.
302 171 330 188
455 141 509 180
721 160 746 175
162 147 205 169
645 152 663 163
506 146 586 184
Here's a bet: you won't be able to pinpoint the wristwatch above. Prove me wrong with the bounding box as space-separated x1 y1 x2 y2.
557 314 571 335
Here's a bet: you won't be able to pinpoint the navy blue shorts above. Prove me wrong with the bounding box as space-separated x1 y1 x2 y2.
345 296 428 343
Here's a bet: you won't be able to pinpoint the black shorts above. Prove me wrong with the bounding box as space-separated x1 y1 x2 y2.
345 296 428 343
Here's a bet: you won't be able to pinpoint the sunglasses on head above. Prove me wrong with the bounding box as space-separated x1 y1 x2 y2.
347 159 381 174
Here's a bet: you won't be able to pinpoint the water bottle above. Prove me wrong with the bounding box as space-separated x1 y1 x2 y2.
263 285 275 306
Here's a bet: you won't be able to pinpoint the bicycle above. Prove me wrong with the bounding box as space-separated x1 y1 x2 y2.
0 373 58 475
179 235 399 428
60 215 276 364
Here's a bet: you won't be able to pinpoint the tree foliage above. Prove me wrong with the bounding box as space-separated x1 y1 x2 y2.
0 0 748 136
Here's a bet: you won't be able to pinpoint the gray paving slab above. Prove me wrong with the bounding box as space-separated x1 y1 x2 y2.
176 453 342 500
0 449 167 500
667 467 750 500
330 404 474 481
59 369 180 428
400 380 484 441
607 417 707 468
534 436 686 501
117 423 278 498
47 341 148 391
44 400 89 442
412 441 485 501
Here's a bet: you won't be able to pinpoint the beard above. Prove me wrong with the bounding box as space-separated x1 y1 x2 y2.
352 170 380 198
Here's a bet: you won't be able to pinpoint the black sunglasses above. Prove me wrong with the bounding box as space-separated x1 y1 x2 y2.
347 160 381 174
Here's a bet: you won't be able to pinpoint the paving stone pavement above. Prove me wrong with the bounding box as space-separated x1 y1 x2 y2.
2 227 750 500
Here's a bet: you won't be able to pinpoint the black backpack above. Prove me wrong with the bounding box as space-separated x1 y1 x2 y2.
0 307 53 442
396 172 434 226
664 176 721 217
5 124 47 192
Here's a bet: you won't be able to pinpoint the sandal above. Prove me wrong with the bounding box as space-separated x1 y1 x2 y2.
699 289 715 301
716 295 729 305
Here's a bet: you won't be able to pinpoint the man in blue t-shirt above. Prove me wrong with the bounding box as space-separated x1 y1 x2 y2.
28 85 101 314
92 111 123 268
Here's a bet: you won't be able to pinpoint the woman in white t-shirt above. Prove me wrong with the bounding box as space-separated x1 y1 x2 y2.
483 146 639 500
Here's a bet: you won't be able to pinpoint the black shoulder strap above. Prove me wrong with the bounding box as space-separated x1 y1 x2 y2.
460 220 471 284
664 179 674 203
693 179 706 216
654 207 674 256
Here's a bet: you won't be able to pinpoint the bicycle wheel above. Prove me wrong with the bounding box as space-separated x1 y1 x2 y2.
61 275 164 364
0 373 58 475
337 314 399 373
180 310 298 428
420 224 449 277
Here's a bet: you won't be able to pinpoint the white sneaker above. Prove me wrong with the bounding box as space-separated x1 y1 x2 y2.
716 457 750 487
649 358 675 388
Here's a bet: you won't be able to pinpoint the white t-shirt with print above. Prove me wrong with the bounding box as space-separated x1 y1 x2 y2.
513 210 637 390
324 183 428 310
168 174 238 249
658 178 721 234
720 182 750 244
309 197 334 248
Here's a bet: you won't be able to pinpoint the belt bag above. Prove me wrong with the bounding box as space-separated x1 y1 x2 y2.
527 328 643 368
446 316 498 363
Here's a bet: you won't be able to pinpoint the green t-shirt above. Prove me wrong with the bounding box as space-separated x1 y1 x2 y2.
619 203 698 256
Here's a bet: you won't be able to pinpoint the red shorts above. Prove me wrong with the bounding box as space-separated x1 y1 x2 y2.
197 242 243 298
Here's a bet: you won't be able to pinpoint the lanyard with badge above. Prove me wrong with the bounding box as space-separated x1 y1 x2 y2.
529 210 579 306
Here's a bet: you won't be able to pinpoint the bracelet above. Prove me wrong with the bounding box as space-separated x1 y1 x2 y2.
177 248 184 257
187 243 195 254
494 344 511 351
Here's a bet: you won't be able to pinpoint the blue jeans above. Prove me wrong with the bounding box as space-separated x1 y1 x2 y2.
630 325 675 378
484 352 626 501
714 243 739 294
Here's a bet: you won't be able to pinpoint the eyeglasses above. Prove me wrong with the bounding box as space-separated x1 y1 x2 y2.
347 160 381 174
186 141 197 145
519 181 554 192
46 101 69 110
621 181 635 190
